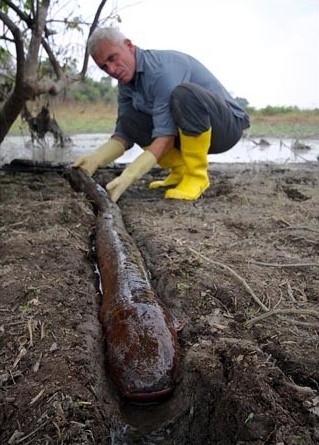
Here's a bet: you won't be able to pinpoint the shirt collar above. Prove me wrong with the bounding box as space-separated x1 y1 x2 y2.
135 47 145 74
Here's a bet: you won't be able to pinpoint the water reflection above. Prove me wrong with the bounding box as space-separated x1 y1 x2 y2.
1 134 319 166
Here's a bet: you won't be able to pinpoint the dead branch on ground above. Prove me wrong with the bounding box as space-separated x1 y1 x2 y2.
245 308 319 328
188 247 269 312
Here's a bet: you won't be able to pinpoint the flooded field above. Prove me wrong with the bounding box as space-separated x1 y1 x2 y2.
1 133 319 166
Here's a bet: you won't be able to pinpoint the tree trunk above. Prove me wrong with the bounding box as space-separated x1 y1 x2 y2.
0 0 107 144
0 89 26 144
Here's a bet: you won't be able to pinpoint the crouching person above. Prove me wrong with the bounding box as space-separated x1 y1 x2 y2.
74 27 250 202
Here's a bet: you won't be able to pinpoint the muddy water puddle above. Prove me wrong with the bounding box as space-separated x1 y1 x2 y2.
1 133 319 166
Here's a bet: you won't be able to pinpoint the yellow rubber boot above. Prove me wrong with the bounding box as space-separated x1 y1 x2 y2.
149 147 186 189
165 128 211 200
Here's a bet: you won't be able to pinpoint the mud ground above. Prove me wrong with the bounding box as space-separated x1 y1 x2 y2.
0 161 319 444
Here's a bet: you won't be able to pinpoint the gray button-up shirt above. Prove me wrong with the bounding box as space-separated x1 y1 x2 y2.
114 47 247 141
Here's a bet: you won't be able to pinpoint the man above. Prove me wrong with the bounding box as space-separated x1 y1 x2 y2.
74 27 250 201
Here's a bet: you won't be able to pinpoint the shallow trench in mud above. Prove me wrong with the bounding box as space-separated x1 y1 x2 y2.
0 162 318 444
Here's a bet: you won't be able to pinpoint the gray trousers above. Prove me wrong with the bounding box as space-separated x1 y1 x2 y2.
118 83 249 154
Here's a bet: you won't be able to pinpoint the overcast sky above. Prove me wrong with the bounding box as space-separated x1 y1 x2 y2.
75 0 319 109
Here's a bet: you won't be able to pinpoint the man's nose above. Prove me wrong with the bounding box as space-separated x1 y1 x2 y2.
106 62 117 76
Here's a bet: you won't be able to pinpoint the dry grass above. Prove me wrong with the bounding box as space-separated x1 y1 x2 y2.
12 101 117 136
53 101 117 134
9 101 319 138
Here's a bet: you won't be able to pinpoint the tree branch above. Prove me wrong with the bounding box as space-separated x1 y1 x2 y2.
2 0 33 26
250 261 319 268
0 10 25 87
0 0 110 142
79 0 108 77
25 0 50 78
41 38 64 81
245 308 319 328
188 247 269 312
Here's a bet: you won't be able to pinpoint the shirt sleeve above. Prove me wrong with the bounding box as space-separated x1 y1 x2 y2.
113 87 135 148
150 58 191 138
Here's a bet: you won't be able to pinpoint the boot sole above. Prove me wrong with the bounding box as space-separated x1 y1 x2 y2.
165 182 209 200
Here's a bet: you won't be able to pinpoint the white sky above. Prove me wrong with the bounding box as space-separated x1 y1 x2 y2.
74 0 319 109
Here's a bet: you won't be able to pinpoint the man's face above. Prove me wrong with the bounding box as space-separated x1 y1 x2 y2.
92 39 136 84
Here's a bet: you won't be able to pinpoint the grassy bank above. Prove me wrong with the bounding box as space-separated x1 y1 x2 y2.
9 101 319 139
248 109 319 139
10 102 117 136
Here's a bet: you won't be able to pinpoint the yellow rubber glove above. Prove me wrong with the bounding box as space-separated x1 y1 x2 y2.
73 139 125 176
106 151 157 202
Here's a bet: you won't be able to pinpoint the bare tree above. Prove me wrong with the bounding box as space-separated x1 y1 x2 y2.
0 0 108 143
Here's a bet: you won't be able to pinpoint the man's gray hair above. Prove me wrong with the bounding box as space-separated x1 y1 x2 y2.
87 27 127 55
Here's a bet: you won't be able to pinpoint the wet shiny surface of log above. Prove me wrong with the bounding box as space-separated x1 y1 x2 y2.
68 168 179 402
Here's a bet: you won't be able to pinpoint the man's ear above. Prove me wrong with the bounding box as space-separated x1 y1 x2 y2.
124 39 134 51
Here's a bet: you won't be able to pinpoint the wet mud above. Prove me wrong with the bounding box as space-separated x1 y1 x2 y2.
0 162 319 444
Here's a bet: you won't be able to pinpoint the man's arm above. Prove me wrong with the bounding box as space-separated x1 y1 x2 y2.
147 135 175 160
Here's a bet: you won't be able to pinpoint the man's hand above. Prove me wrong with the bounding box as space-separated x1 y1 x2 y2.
106 151 157 202
73 154 100 176
73 139 125 176
106 175 133 202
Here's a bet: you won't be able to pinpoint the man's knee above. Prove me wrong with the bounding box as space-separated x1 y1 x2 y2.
120 112 154 147
170 84 195 111
170 84 212 135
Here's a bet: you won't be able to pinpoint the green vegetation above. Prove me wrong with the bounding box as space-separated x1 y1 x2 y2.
4 71 319 138
11 101 117 135
54 101 117 134
66 76 117 105
248 107 319 138
8 98 319 139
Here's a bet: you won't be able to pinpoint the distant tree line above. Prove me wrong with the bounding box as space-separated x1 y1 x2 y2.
235 97 318 116
250 105 319 116
65 76 118 104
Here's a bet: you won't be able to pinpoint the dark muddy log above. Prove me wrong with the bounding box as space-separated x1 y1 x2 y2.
1 159 124 175
1 159 71 174
68 167 179 402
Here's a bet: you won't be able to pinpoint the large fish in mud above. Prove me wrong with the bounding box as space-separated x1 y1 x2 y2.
69 168 179 402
